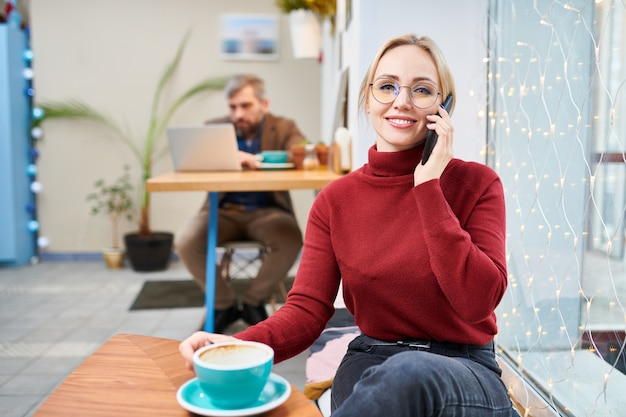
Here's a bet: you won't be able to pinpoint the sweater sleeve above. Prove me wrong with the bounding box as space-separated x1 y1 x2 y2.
234 188 340 363
413 164 507 324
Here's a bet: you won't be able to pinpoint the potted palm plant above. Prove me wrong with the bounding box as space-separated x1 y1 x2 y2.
86 165 134 269
34 35 229 271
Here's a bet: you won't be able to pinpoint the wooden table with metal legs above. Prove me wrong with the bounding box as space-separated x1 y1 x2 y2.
146 169 341 332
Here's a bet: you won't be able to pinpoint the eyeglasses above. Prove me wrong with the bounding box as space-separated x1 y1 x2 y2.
369 78 441 109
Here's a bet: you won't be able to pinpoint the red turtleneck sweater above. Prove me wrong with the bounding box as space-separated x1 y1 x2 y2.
237 145 507 363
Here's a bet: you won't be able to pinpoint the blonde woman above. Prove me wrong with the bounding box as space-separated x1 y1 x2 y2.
180 35 516 416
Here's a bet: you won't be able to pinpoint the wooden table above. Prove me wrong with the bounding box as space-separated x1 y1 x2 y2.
34 334 323 417
146 169 341 332
146 170 341 193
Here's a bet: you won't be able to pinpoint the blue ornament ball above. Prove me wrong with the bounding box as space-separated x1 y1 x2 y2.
23 48 34 62
27 220 39 232
26 164 38 176
32 107 44 119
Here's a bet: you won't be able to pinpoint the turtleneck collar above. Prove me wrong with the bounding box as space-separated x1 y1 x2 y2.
364 144 424 177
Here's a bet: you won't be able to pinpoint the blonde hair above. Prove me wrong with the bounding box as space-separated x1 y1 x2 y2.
358 34 456 115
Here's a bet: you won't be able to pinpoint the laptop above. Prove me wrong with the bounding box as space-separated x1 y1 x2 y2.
167 124 241 171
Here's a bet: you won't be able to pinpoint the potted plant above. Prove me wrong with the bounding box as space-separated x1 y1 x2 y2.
86 165 134 269
275 0 336 20
275 0 336 58
33 35 229 271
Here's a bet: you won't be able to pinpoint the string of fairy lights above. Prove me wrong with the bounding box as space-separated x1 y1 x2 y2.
5 0 49 259
487 0 625 414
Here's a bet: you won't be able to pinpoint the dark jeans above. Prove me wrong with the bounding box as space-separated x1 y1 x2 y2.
331 334 518 417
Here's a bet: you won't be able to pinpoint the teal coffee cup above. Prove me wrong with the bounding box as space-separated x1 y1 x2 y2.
258 150 288 164
193 341 274 409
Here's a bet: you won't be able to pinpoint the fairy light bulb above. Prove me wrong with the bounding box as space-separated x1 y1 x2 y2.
31 126 43 139
30 181 42 193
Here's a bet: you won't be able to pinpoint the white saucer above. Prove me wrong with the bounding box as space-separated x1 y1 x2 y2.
258 162 294 170
176 373 291 417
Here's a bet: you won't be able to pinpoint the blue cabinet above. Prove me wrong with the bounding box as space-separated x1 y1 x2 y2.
0 24 36 266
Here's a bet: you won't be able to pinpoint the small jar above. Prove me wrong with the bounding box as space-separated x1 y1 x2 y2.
303 144 320 170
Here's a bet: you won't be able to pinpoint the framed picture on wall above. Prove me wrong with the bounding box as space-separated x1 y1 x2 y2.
220 14 279 61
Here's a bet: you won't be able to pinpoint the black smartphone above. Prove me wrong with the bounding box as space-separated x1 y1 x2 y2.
421 94 453 165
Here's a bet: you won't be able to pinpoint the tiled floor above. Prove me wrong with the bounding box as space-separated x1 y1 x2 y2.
0 260 309 417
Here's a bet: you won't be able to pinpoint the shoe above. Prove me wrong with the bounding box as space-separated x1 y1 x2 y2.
241 302 268 326
213 305 241 333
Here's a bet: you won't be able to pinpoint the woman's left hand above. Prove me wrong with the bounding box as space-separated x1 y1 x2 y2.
414 106 454 186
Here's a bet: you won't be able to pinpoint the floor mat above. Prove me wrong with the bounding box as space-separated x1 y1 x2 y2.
129 280 204 310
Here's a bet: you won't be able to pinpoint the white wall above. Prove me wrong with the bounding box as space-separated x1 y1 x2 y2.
30 0 321 253
29 0 489 254
321 0 489 169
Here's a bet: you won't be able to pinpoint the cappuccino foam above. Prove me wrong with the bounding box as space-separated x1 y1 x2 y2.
199 344 270 366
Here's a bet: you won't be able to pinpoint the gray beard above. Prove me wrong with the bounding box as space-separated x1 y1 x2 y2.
236 123 261 140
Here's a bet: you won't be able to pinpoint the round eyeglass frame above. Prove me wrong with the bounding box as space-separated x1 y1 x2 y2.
368 80 441 109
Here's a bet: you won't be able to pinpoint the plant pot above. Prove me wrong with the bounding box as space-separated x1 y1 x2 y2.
103 248 125 269
316 144 329 167
124 232 173 272
288 9 321 59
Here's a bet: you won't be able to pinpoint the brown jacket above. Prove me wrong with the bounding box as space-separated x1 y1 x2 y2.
206 113 307 215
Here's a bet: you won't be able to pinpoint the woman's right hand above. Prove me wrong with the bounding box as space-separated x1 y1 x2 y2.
414 106 454 186
179 331 239 371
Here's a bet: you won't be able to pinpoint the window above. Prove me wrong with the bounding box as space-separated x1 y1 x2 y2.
487 0 626 414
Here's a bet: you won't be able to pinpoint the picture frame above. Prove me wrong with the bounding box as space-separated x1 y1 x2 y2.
220 14 279 61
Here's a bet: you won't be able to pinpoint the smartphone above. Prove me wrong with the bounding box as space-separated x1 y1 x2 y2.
421 94 453 165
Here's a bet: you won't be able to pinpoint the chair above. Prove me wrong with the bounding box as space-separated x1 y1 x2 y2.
217 241 289 312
